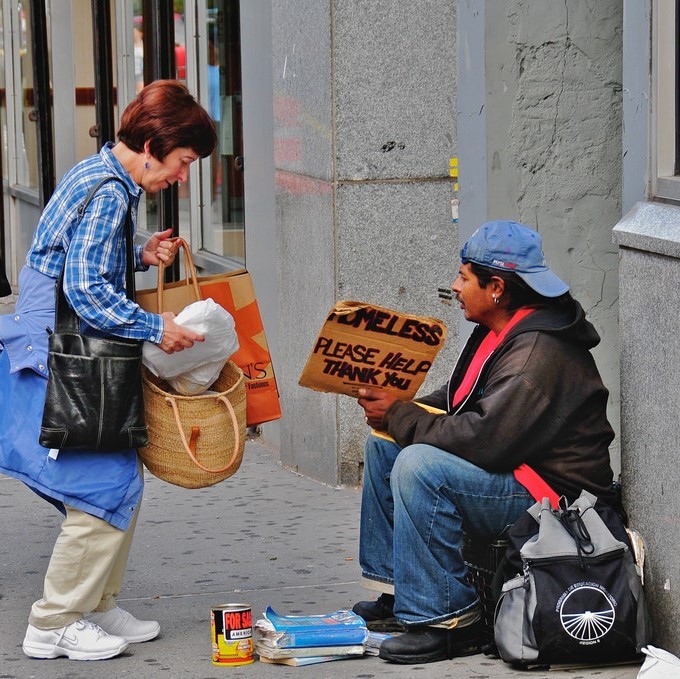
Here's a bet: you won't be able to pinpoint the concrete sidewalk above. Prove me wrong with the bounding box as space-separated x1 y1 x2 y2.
1 440 642 679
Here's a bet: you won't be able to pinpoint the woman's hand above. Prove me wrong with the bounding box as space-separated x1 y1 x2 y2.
142 228 179 267
358 388 399 430
159 311 205 354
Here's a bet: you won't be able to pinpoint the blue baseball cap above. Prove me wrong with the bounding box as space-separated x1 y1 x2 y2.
460 220 569 298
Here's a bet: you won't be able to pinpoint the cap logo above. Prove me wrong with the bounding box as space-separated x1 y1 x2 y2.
491 258 517 270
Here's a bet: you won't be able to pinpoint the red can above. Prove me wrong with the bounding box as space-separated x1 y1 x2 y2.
211 603 254 666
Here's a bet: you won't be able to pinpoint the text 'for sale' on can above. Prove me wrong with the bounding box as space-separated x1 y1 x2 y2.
211 603 254 666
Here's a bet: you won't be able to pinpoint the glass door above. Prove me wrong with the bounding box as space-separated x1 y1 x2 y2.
15 0 39 192
2 0 49 274
0 0 7 293
128 2 188 242
201 0 244 266
121 1 246 270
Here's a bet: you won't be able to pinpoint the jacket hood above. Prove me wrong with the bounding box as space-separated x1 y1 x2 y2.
505 298 601 350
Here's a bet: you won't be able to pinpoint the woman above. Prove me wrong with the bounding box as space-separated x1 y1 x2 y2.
354 220 616 664
0 80 216 661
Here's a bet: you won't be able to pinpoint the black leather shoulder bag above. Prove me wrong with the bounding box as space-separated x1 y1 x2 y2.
39 176 149 451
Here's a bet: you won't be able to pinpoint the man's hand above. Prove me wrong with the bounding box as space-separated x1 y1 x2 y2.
142 229 179 267
357 388 399 430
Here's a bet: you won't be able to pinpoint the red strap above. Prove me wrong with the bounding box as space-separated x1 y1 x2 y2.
452 308 535 408
448 307 560 509
514 463 560 508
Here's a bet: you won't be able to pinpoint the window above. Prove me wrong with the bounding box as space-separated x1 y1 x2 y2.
652 0 680 201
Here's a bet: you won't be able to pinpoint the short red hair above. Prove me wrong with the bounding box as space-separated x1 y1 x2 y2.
118 79 216 160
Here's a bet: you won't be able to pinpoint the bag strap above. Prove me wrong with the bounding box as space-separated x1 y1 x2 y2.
164 392 242 474
513 463 560 508
155 236 201 312
54 177 134 334
556 495 595 566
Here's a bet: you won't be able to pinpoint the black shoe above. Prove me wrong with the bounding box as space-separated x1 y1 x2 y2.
352 594 404 632
378 620 483 664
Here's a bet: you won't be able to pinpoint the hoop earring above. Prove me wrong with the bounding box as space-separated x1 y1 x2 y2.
493 294 499 305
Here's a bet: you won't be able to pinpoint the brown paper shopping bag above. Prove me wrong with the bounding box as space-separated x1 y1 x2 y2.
299 300 447 400
136 239 282 426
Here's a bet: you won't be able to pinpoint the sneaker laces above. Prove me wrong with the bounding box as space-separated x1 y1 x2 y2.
73 619 107 637
48 620 98 651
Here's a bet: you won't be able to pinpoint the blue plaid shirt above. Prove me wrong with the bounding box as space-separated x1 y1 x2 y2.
26 143 164 343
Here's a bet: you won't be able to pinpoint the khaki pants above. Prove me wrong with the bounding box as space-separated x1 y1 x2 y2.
29 501 141 630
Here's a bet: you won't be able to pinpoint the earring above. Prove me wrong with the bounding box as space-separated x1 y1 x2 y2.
493 295 499 305
145 161 150 170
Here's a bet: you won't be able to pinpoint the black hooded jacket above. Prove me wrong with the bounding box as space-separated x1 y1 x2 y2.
383 298 616 504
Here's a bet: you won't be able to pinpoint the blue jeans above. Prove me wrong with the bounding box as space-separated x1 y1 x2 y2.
359 434 534 626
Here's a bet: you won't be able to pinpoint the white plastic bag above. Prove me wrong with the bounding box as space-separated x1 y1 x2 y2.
637 646 680 679
143 298 239 395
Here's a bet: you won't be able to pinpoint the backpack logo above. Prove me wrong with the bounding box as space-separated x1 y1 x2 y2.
558 583 616 643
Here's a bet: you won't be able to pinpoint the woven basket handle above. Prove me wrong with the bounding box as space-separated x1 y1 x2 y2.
156 237 201 313
164 394 242 474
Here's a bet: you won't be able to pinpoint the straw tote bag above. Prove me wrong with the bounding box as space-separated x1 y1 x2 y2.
138 360 247 489
136 238 282 427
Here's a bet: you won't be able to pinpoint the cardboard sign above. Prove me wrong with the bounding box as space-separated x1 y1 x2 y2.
299 301 447 400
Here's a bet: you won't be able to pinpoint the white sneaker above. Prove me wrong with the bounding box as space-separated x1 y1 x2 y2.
22 619 129 660
86 607 160 643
